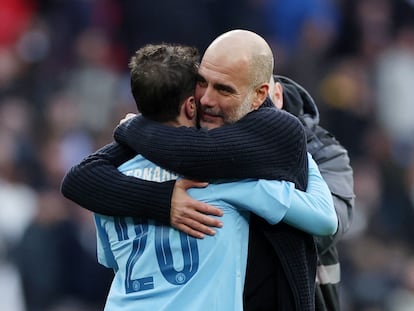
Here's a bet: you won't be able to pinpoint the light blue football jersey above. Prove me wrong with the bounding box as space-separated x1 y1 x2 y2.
95 154 335 311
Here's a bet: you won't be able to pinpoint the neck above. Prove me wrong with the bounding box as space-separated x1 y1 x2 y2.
164 119 180 127
167 114 195 127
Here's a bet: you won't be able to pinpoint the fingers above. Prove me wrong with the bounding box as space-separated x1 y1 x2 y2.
196 202 223 217
171 178 223 239
172 214 220 238
119 113 138 125
126 113 137 119
190 206 223 228
171 201 223 239
174 200 223 226
174 223 206 239
177 178 208 190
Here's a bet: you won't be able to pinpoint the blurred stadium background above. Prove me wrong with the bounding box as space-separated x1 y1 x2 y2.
1 0 414 310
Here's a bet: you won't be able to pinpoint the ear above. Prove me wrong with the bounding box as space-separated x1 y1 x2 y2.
184 96 196 119
272 82 284 109
251 83 270 110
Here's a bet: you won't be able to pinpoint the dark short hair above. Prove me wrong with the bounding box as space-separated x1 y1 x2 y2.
129 44 199 122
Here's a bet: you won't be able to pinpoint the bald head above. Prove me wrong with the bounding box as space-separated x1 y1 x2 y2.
196 30 274 128
203 29 274 87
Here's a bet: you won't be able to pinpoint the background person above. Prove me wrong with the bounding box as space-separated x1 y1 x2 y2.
270 74 355 311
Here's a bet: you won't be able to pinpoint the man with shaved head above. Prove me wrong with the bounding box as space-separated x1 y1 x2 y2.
62 30 331 310
194 29 274 127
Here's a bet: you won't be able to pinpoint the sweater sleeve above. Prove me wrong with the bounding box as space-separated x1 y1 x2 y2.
114 104 309 190
60 141 174 224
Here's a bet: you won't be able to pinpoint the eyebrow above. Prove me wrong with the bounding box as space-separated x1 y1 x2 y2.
214 83 236 94
196 73 205 82
197 72 237 94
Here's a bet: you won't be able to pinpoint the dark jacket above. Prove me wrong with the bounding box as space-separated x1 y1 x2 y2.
276 75 355 311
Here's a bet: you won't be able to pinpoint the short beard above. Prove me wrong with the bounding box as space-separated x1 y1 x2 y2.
224 90 255 124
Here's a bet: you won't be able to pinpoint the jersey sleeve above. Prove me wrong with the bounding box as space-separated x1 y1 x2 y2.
282 153 337 236
194 153 337 235
201 179 294 225
114 104 308 190
60 142 174 223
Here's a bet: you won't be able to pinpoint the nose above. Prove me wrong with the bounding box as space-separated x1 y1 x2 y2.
199 85 214 108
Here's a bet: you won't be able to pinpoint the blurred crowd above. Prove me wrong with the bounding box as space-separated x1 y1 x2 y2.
1 0 414 310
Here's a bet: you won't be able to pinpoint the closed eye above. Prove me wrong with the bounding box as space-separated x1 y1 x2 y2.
196 75 207 88
214 83 236 95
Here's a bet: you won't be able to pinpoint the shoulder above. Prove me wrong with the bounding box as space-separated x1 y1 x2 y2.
307 126 355 200
306 125 349 164
240 107 304 134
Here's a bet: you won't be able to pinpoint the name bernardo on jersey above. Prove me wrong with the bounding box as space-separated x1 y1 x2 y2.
124 167 179 182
